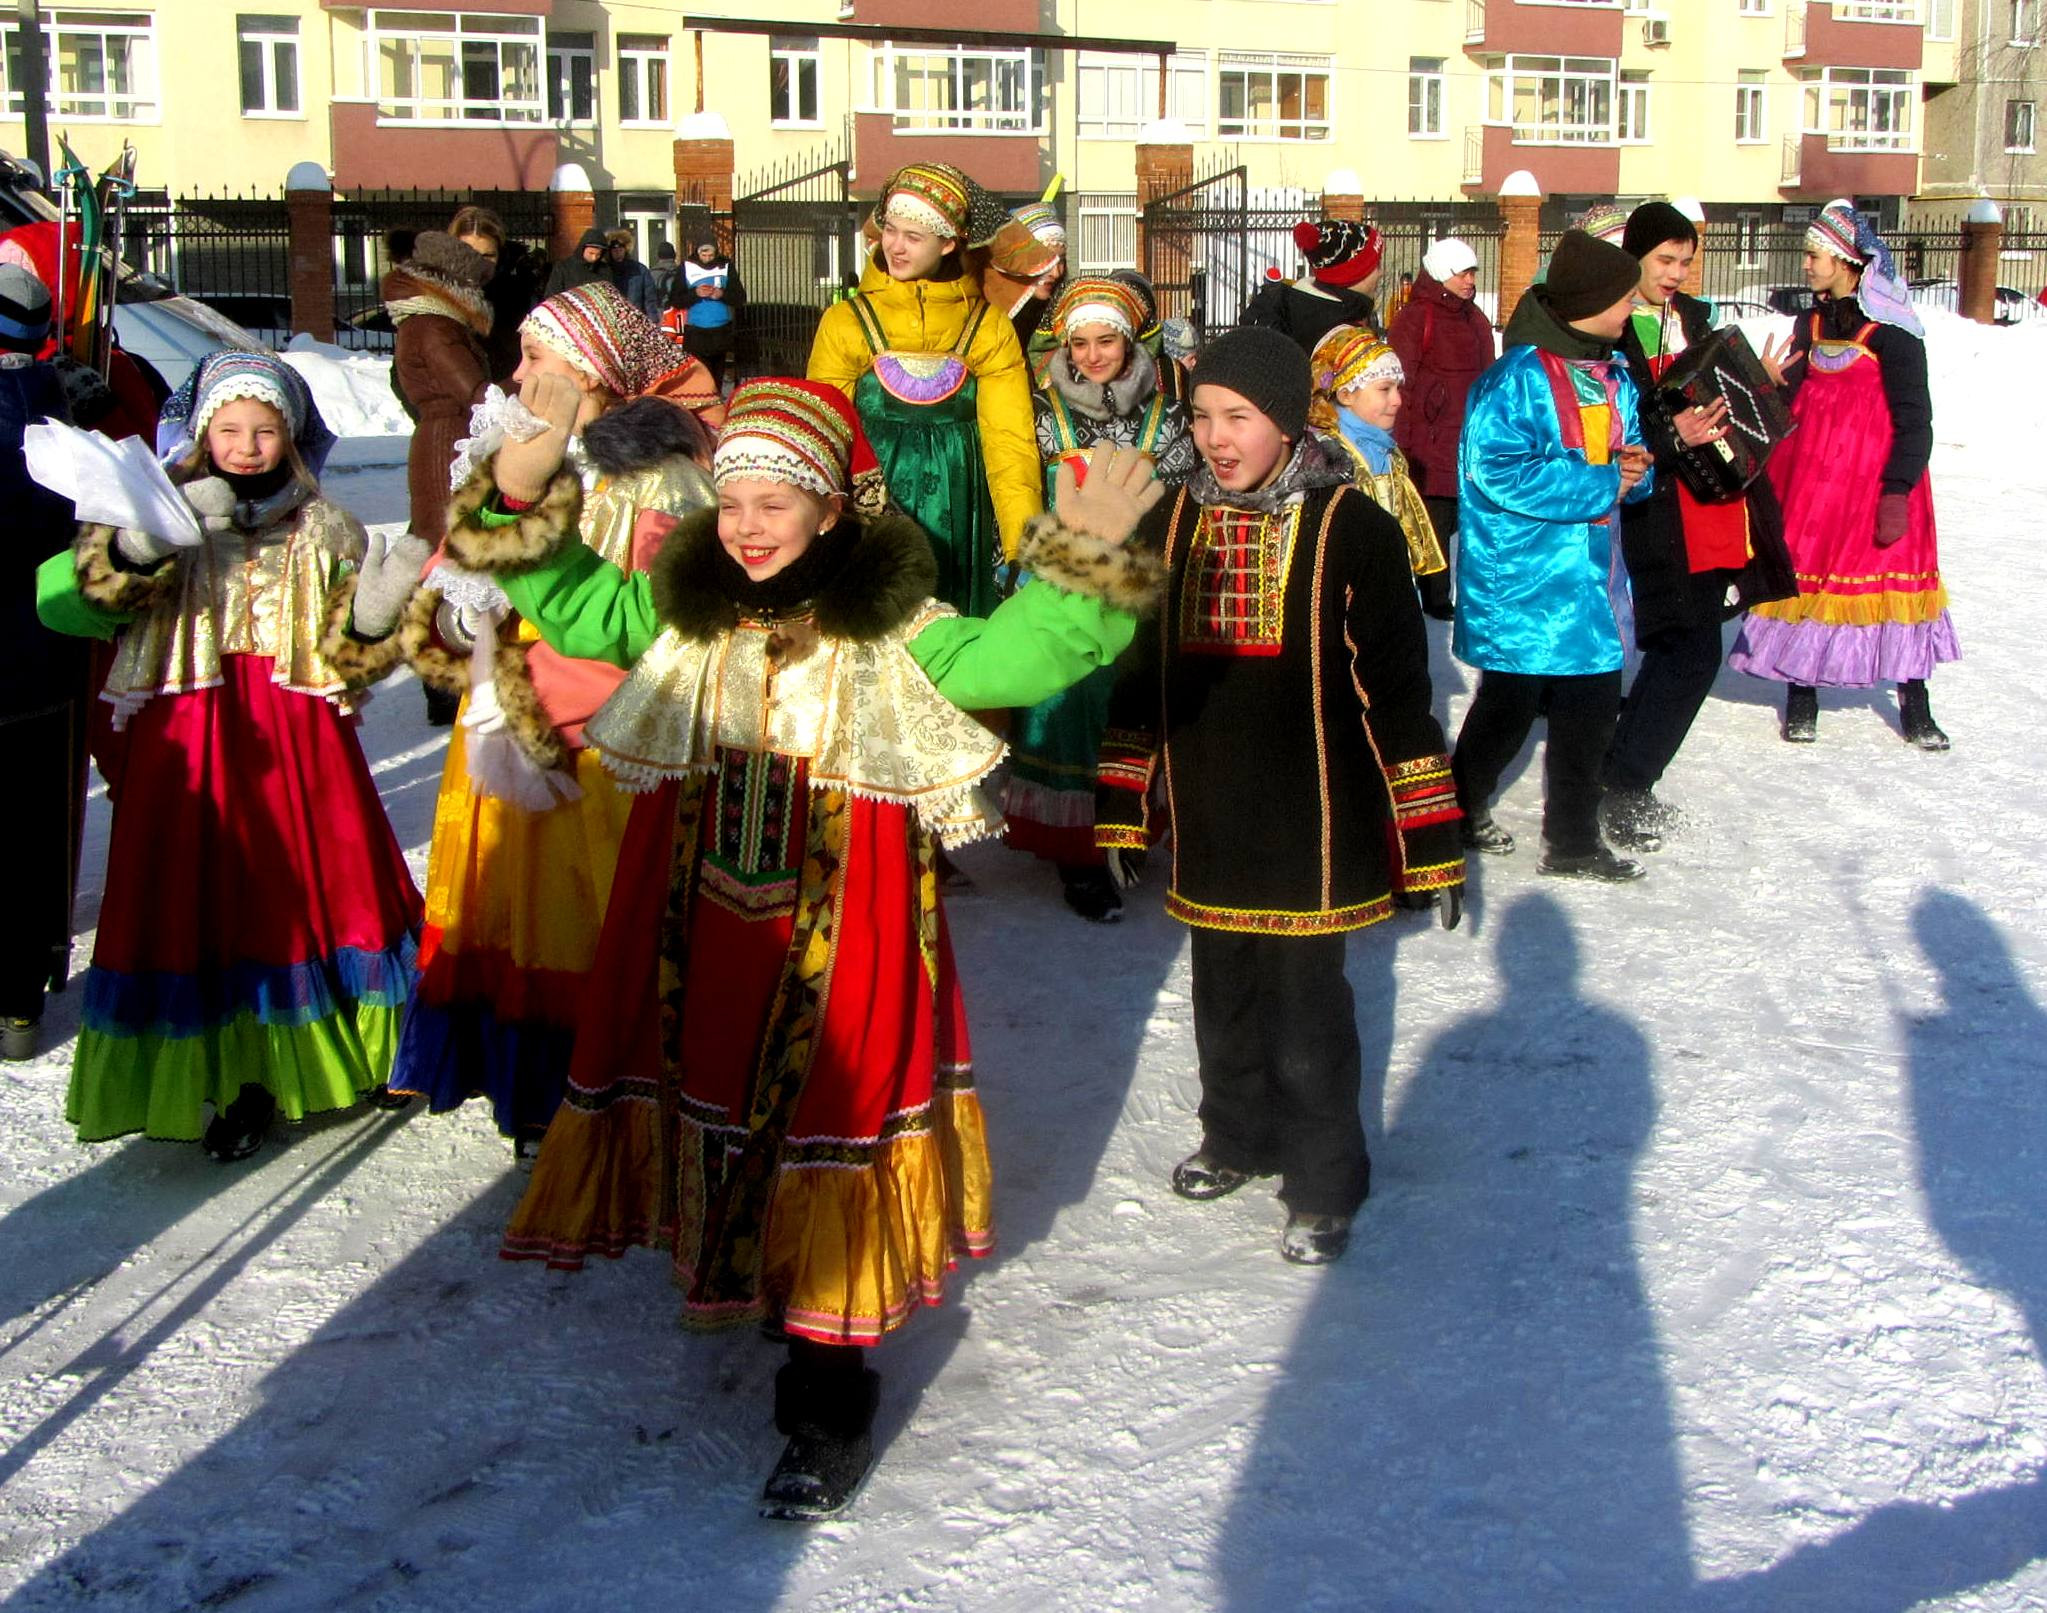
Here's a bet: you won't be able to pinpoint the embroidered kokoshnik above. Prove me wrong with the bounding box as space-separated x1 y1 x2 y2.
585 600 1007 847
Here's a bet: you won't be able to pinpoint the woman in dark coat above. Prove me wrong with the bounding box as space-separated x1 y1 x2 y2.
1388 237 1494 618
385 231 494 549
1604 203 1795 847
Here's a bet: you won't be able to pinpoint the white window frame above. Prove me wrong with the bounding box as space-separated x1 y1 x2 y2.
1835 1 1920 20
1408 56 1446 139
770 35 822 128
1739 0 1772 12
2008 98 2037 152
1072 192 1138 272
2 9 159 124
366 10 543 127
1618 69 1651 143
618 34 670 127
1217 52 1332 143
1483 54 1617 145
546 31 594 125
1801 65 1914 152
1735 70 1768 142
2013 0 2035 43
869 42 1044 135
1075 50 1208 140
238 14 300 120
1924 0 1956 38
1734 209 1764 268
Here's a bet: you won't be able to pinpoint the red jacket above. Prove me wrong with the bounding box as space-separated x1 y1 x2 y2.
1387 270 1494 498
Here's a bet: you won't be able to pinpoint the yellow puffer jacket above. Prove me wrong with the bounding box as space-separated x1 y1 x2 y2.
808 255 1043 559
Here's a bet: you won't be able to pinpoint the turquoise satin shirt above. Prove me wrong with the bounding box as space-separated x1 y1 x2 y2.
1452 345 1653 677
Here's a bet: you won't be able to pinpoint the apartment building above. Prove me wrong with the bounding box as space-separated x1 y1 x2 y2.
0 0 1996 251
1918 0 2047 228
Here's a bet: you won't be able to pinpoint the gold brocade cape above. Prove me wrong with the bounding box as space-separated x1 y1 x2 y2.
1330 433 1450 579
103 497 368 726
583 599 1007 848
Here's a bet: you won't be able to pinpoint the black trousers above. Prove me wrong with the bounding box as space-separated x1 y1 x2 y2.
1418 495 1458 614
1453 669 1624 857
1189 928 1369 1217
0 704 82 1020
1605 616 1725 793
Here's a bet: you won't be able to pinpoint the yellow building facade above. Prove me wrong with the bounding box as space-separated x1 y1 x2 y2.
0 0 1979 236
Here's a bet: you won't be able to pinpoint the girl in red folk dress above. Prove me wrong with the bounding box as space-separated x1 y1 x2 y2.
452 375 1162 1519
34 352 421 1160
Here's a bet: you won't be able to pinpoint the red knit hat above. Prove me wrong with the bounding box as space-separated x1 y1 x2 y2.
1293 219 1382 288
713 378 888 517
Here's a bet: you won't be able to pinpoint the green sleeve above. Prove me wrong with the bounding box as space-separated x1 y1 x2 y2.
35 548 125 640
496 541 661 668
907 580 1136 710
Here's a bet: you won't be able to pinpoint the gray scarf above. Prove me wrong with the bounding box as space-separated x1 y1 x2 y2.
1046 348 1157 423
1188 431 1350 514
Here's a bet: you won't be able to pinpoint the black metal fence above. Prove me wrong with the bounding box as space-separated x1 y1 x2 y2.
704 143 859 381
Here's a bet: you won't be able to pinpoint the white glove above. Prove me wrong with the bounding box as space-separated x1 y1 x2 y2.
461 679 509 737
115 479 224 566
351 528 435 639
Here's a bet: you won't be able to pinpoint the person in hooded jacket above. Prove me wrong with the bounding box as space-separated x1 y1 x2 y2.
545 228 612 298
1388 236 1493 620
668 234 748 388
1602 202 1796 849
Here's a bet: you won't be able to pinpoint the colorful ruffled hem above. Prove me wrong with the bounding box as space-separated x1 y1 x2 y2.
81 941 415 1037
386 996 574 1139
67 998 408 1142
1729 610 1961 687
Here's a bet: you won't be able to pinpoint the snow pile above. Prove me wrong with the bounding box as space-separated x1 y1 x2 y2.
281 334 411 440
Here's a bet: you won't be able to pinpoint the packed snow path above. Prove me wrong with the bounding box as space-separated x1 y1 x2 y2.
2 319 2044 1610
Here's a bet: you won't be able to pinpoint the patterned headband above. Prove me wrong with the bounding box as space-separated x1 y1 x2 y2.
1049 276 1148 343
1312 324 1404 397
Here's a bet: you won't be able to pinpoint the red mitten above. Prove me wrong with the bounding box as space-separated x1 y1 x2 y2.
1874 492 1910 548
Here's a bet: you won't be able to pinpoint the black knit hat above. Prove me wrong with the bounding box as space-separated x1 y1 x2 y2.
0 264 51 355
1190 325 1312 440
1622 202 1698 261
1545 230 1643 321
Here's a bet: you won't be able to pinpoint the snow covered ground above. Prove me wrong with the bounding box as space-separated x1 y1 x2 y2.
3 325 2046 1611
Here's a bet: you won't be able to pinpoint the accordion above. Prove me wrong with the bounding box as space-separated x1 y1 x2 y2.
1655 325 1796 502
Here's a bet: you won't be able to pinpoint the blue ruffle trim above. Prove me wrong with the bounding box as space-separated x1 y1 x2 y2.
83 938 419 1039
387 997 573 1139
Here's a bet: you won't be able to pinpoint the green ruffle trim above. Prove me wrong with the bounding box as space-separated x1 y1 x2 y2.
66 1000 406 1143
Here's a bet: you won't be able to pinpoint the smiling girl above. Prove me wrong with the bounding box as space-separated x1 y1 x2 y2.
477 378 1165 1519
807 162 1042 619
35 352 421 1160
1005 275 1195 921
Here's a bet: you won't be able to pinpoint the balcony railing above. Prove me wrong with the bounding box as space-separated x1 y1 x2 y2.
1785 1 1807 55
1463 123 1484 183
1782 131 1803 183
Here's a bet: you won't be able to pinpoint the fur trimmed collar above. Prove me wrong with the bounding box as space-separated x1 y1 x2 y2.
650 504 938 644
381 266 492 336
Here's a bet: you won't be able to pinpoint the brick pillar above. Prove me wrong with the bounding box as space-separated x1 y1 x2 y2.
550 163 596 265
675 112 736 256
1673 196 1707 297
284 163 334 345
1497 171 1543 332
1959 200 2004 327
1135 125 1194 317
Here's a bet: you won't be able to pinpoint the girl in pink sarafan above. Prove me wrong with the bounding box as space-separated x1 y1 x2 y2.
1729 198 1959 749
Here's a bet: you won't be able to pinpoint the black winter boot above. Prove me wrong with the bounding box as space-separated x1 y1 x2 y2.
1783 684 1818 743
1059 863 1124 924
762 1348 880 1521
1459 809 1515 855
1898 680 1950 751
202 1083 277 1162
